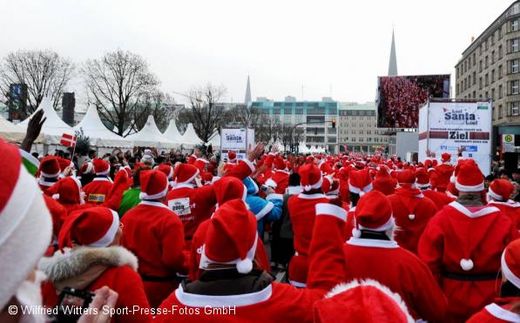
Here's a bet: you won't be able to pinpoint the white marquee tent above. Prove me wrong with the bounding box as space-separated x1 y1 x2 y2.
126 115 176 148
163 119 185 145
74 106 131 148
0 115 30 142
207 131 221 148
18 97 74 145
181 123 202 146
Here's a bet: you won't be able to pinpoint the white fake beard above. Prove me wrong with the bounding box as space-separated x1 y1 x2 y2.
15 270 47 323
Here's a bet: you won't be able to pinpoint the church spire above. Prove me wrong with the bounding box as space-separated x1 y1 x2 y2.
244 75 252 106
388 29 398 76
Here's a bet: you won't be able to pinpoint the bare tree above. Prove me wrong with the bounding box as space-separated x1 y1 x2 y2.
186 84 226 143
133 91 177 132
83 50 159 137
0 50 74 117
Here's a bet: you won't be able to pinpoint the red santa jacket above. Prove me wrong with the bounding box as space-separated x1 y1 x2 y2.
422 188 455 209
40 246 151 323
168 159 255 248
388 187 438 254
418 201 517 322
155 203 348 323
434 163 454 191
342 235 447 322
489 200 520 232
121 200 186 308
82 177 113 204
467 297 520 322
287 192 330 286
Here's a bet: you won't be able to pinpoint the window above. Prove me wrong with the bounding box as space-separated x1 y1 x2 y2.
511 80 520 95
499 84 503 99
492 69 495 83
473 52 476 66
511 39 519 53
511 59 519 73
513 19 519 32
456 83 460 95
472 71 476 85
499 45 503 59
479 77 483 90
468 75 471 87
499 105 503 118
485 56 489 68
512 102 520 116
492 88 495 100
499 26 503 39
479 60 483 72
485 74 489 86
485 91 489 99
492 51 495 64
499 65 503 78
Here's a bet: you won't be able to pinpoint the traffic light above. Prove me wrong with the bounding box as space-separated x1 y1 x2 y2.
331 119 336 128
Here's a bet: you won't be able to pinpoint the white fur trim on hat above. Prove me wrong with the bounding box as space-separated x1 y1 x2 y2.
96 165 111 176
488 187 504 201
0 166 52 310
40 170 60 178
139 181 169 200
455 180 484 192
501 251 520 289
326 279 414 323
349 183 373 195
303 176 323 192
88 210 120 248
199 232 258 274
265 178 278 189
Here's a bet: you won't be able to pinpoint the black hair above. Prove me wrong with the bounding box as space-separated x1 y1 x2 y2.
501 280 520 297
349 192 360 206
289 173 300 186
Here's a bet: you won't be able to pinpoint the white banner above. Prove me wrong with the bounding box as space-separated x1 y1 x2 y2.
221 128 248 150
418 100 492 175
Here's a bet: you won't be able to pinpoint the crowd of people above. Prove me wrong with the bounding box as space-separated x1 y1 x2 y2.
1 124 520 322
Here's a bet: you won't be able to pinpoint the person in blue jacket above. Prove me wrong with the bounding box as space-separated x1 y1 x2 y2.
243 176 283 236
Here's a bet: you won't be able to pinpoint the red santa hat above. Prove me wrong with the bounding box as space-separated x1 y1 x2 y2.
199 199 258 274
139 170 169 200
322 175 340 195
352 191 394 238
349 168 372 196
0 139 52 310
502 239 520 289
79 161 94 175
58 207 120 249
455 161 484 192
57 157 73 172
488 179 514 202
157 163 174 180
174 163 200 185
441 152 451 163
213 177 247 206
194 158 209 172
314 279 414 323
396 169 416 187
227 151 237 162
39 156 61 178
372 166 397 196
48 176 84 205
415 168 431 189
93 158 110 176
299 163 323 192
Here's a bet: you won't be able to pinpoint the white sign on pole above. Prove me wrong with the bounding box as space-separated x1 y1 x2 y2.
220 128 255 160
418 100 492 175
503 134 515 153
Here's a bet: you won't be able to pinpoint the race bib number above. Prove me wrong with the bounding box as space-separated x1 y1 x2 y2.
168 198 192 216
88 194 105 203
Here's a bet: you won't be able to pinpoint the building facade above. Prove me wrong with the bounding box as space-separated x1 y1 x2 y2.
338 102 389 153
251 97 339 153
455 1 520 129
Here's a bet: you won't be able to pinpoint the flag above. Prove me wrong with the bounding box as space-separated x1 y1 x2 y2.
19 149 39 176
60 133 76 147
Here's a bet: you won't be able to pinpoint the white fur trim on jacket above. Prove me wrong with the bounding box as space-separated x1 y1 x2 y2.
325 279 414 323
315 203 347 222
39 246 138 283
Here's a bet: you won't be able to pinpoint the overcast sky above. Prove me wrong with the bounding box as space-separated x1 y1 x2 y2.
0 0 514 106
